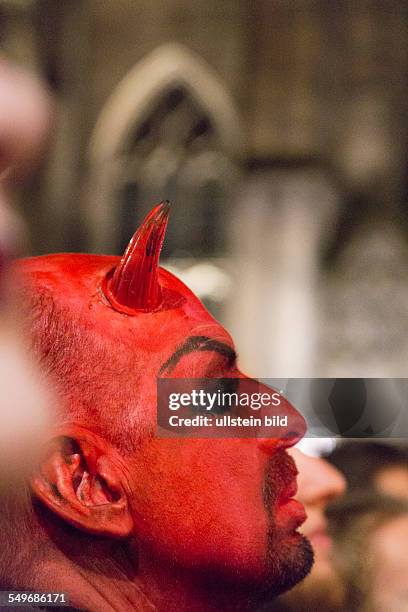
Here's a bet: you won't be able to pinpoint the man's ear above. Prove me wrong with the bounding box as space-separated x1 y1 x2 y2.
31 424 134 538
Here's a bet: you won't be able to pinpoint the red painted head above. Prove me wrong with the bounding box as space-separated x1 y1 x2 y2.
17 202 313 605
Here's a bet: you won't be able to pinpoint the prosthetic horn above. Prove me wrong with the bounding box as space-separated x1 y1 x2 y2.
103 201 170 314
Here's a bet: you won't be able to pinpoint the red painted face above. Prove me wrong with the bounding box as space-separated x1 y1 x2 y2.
17 203 312 598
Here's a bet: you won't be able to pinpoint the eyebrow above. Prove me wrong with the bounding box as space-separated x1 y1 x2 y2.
159 335 237 375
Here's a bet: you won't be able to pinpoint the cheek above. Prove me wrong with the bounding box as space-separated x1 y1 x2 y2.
128 441 270 564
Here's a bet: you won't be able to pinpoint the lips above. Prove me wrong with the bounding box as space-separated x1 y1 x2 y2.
279 479 298 504
275 480 307 531
264 451 306 531
276 499 307 531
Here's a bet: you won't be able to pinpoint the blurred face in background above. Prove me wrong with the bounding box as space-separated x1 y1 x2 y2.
366 514 408 611
277 447 346 611
291 448 346 572
374 465 408 501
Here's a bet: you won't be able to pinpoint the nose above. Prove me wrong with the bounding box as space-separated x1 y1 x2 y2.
255 381 307 455
314 457 346 501
293 450 347 503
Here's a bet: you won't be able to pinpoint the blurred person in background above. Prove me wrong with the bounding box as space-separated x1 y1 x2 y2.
0 55 52 487
259 445 347 612
326 441 408 501
328 492 408 612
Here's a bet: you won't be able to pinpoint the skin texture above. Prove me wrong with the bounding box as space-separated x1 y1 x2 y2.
8 207 313 610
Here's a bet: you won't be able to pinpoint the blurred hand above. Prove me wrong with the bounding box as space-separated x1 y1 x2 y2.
0 56 53 489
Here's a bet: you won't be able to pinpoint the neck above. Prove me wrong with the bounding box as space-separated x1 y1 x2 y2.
5 503 154 612
21 543 256 612
135 546 258 612
14 506 256 612
23 536 155 611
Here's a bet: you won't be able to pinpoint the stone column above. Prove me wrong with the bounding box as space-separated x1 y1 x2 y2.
227 163 337 378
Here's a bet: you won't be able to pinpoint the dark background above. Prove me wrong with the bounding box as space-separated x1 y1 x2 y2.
1 0 407 377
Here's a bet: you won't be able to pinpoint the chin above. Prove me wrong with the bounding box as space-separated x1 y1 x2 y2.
236 531 314 605
277 558 345 612
266 531 314 597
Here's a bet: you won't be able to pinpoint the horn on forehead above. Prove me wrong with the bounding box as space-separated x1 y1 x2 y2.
103 201 170 314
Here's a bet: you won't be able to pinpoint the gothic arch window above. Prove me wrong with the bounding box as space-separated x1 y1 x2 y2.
87 43 243 264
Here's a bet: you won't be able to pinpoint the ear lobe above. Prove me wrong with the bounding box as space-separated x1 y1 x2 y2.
31 427 133 538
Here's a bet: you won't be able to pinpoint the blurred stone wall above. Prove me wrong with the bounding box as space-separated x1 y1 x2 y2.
0 0 407 375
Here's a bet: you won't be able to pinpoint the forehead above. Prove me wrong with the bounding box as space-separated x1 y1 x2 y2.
17 253 233 357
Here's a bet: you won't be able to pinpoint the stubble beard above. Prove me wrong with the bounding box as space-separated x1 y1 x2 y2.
259 450 314 599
